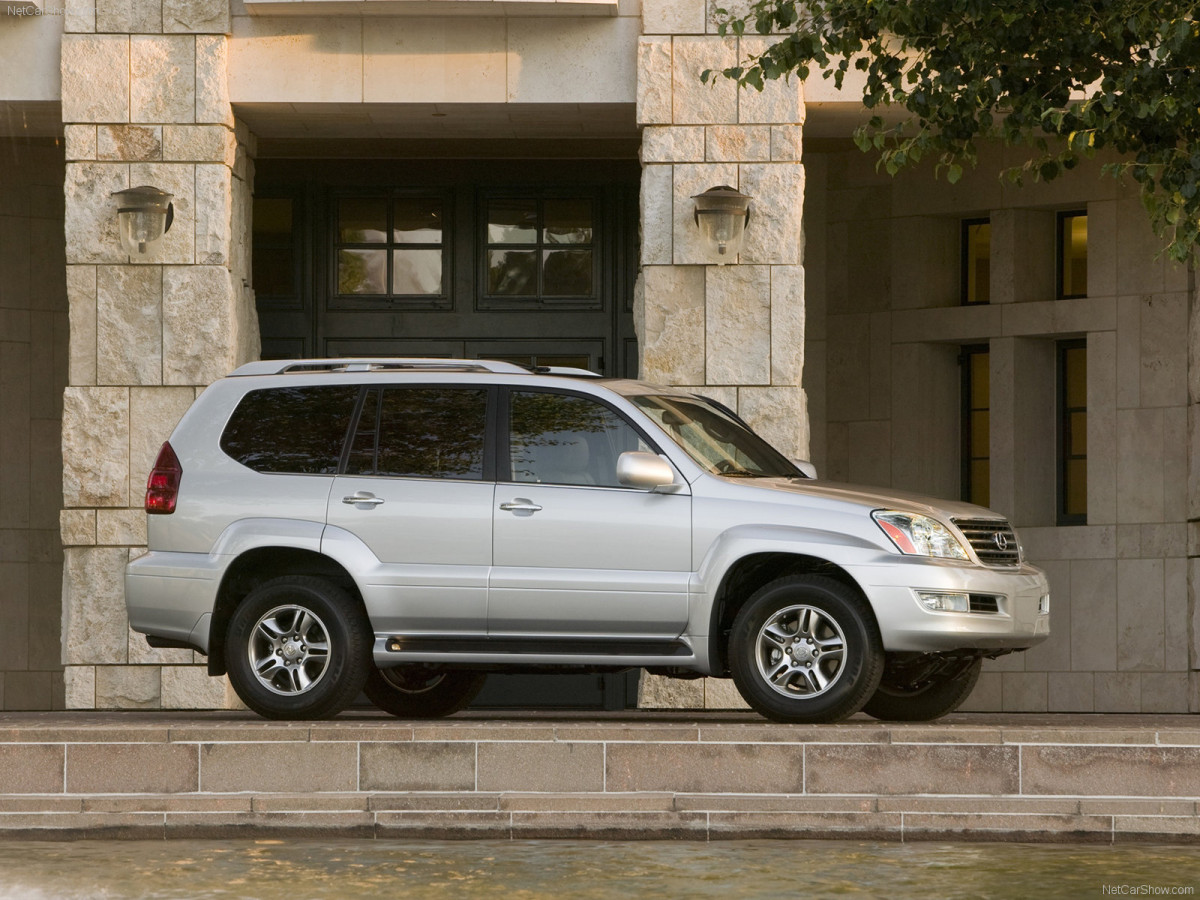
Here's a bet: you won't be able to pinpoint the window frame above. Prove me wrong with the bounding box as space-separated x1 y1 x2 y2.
478 190 603 311
959 344 990 507
960 218 991 306
328 188 454 311
1057 338 1088 525
1056 209 1088 300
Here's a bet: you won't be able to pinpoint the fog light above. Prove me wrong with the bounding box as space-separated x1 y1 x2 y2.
917 591 970 612
1038 594 1050 615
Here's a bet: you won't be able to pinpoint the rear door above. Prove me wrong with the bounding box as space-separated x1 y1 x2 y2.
326 384 496 636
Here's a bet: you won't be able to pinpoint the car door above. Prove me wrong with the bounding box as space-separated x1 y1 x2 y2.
325 384 495 636
489 387 692 638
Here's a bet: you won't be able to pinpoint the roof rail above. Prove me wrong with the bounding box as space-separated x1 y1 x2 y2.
229 358 535 377
538 366 602 378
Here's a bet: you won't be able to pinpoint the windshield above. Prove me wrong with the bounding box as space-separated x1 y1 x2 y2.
629 395 801 478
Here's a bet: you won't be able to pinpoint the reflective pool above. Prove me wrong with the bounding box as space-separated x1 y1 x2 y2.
0 839 1197 899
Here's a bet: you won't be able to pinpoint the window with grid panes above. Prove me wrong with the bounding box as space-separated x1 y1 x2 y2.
335 195 448 304
483 197 598 307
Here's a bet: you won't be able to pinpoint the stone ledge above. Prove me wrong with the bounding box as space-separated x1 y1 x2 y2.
1 800 1197 843
0 712 1198 842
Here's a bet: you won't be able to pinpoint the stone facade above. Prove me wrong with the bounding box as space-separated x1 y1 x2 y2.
0 0 1194 715
58 3 258 709
635 5 807 708
804 146 1199 712
0 139 69 711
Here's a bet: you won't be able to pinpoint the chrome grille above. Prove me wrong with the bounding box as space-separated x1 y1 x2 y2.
952 518 1021 566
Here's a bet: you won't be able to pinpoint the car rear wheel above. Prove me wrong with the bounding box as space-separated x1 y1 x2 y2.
729 575 883 724
226 576 371 720
861 656 982 722
364 666 487 719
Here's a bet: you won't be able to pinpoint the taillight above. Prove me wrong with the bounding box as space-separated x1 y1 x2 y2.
145 441 182 514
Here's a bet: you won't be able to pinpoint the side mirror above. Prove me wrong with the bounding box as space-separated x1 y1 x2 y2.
617 451 676 490
790 459 818 479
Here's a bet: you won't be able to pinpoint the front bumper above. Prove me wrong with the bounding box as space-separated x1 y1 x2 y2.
848 558 1050 653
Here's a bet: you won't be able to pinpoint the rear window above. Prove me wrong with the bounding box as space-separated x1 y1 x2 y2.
220 386 359 474
347 387 488 480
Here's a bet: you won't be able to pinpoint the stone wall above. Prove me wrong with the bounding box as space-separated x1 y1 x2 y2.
806 146 1198 713
0 138 69 711
635 2 807 708
58 1 259 709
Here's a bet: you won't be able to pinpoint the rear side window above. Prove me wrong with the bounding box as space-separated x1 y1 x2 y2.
221 386 359 474
347 387 488 480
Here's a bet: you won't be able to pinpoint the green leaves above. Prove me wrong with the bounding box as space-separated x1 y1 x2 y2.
707 0 1200 261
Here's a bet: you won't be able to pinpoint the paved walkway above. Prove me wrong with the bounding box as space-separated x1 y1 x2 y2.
1 710 1198 842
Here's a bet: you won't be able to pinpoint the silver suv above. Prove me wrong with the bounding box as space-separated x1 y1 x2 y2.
125 358 1049 723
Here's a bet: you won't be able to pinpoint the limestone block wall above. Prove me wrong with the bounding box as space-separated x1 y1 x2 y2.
635 2 806 708
0 139 69 711
227 13 641 107
806 147 1198 713
58 0 259 709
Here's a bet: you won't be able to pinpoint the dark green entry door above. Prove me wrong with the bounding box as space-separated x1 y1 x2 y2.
253 158 642 709
254 159 640 378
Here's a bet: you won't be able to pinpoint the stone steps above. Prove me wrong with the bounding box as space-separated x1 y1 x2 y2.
1 711 1198 842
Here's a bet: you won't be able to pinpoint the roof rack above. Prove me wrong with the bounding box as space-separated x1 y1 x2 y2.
228 358 599 378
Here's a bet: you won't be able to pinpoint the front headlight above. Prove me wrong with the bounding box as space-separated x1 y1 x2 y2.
872 511 969 560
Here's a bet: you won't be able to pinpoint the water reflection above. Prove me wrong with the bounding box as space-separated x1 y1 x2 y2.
1 839 1197 900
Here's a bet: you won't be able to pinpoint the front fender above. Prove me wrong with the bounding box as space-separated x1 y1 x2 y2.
688 524 894 666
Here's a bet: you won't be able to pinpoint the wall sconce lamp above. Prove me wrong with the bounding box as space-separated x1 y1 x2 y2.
111 185 174 257
692 185 752 263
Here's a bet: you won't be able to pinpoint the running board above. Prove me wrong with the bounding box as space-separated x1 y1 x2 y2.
385 636 692 657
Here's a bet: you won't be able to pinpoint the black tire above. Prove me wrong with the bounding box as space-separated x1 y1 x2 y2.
225 575 371 720
364 666 487 719
862 656 982 722
729 575 883 724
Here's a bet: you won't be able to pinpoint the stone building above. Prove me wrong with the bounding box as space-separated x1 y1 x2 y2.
0 0 1194 713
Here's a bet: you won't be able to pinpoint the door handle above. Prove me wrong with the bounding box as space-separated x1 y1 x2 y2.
499 499 543 513
343 492 385 506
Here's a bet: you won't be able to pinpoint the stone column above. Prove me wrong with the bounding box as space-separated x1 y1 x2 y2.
636 7 806 708
59 1 259 709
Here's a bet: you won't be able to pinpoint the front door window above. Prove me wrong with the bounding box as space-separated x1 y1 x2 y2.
508 390 649 488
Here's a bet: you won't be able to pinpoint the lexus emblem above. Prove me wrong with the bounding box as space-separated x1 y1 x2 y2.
993 532 1009 552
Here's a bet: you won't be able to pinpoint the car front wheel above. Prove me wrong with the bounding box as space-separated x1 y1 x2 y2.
225 576 371 720
729 575 883 724
364 665 487 719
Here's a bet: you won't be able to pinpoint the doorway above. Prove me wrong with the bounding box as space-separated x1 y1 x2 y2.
252 157 644 709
